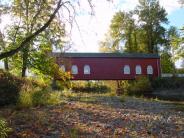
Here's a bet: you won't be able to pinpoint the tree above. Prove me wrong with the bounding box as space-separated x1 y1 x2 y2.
4 0 67 77
160 52 175 73
100 0 169 54
0 32 9 71
99 33 121 52
0 0 100 78
0 0 75 78
0 0 69 60
135 0 168 53
109 11 138 53
167 27 182 61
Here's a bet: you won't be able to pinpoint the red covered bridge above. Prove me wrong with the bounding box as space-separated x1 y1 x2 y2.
53 53 161 80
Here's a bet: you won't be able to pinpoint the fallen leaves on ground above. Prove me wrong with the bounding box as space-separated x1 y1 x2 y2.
0 94 184 137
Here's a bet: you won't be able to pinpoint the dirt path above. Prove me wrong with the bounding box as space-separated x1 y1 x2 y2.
1 93 184 138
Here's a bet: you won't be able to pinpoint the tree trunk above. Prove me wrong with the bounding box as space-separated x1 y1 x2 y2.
4 58 9 71
127 29 132 52
21 45 30 77
51 78 58 90
133 30 138 52
116 80 123 95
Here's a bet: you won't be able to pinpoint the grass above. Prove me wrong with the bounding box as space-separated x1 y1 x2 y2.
16 84 184 114
173 103 184 111
0 118 12 138
17 87 64 109
70 128 79 138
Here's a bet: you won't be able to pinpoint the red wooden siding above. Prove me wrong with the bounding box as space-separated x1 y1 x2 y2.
56 56 161 80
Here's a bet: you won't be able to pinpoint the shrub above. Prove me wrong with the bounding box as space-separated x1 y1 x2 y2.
0 70 23 106
72 81 110 93
0 70 48 106
0 118 12 138
17 88 62 108
152 77 184 90
33 90 62 106
47 92 62 105
124 76 153 96
121 80 131 94
16 84 35 108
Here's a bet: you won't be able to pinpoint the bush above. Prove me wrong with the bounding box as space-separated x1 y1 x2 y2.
72 81 110 93
0 70 47 106
0 70 23 106
17 88 62 108
124 76 153 96
152 77 184 90
33 90 61 106
176 68 184 74
17 84 35 108
0 118 12 138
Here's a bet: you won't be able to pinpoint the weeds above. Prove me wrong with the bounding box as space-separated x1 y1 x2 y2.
17 87 62 108
70 128 79 138
0 118 12 138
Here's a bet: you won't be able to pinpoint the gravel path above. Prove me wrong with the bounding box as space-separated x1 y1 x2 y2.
1 94 184 138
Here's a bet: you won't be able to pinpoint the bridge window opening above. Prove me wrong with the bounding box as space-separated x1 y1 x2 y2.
147 65 153 75
60 65 65 72
135 65 142 75
84 65 90 74
123 65 130 74
71 65 78 74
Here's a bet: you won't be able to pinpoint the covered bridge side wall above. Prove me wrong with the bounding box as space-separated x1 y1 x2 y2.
56 57 160 80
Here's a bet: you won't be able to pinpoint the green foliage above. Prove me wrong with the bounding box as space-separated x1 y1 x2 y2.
162 26 182 64
0 69 24 106
70 128 79 138
0 69 47 106
0 118 12 138
152 77 184 90
100 11 140 53
17 88 62 108
176 68 184 74
60 90 77 99
100 0 169 54
160 52 175 73
3 0 66 77
32 90 61 106
17 85 34 108
110 11 139 53
136 0 168 53
72 81 110 93
103 81 118 94
123 76 153 96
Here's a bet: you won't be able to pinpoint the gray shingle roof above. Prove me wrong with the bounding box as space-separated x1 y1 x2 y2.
52 52 160 59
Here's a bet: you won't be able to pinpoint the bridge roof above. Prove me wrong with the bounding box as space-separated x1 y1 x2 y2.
52 52 160 59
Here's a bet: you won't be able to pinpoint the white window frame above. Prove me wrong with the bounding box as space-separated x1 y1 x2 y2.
84 65 90 75
71 65 78 74
147 65 153 75
135 65 142 75
60 65 65 72
123 65 130 74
